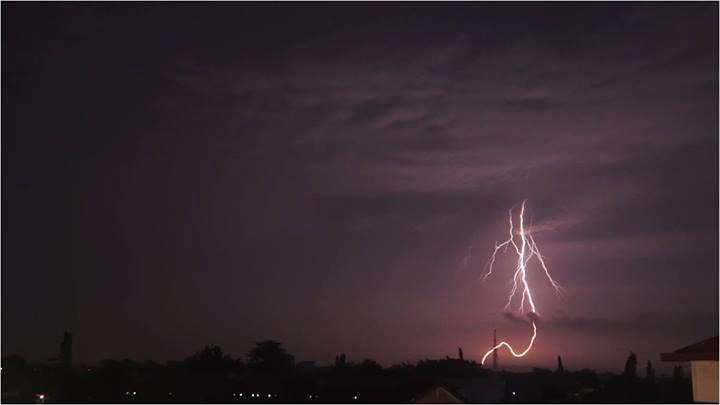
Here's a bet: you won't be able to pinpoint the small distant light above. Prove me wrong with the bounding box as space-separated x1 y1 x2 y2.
126 392 130 395
239 393 243 397
133 391 137 396
512 391 516 396
353 395 358 400
38 394 45 400
233 393 236 397
268 394 272 398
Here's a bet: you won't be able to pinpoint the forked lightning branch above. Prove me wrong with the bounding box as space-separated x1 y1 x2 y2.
479 201 565 365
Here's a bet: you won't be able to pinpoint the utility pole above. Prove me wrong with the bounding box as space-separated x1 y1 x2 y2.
493 329 498 370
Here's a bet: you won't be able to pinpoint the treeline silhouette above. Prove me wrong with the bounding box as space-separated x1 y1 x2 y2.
1 340 693 403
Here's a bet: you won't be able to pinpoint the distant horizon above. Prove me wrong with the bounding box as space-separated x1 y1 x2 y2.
7 332 702 376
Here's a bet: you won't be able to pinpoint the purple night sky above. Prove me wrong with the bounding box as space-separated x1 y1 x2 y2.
3 3 717 373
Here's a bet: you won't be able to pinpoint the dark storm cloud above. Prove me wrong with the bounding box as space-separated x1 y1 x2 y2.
503 312 536 325
172 3 718 366
545 311 719 336
168 5 715 203
2 3 716 369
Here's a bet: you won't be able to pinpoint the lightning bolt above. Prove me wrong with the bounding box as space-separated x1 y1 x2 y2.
479 200 564 365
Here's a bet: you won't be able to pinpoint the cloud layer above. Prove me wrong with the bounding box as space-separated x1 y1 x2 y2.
2 4 717 370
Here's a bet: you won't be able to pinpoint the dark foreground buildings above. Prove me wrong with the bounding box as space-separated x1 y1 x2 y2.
661 336 719 403
1 336 697 403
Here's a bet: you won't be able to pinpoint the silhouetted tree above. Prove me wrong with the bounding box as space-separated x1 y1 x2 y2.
1 355 31 396
334 353 347 368
645 360 655 384
184 345 236 373
357 359 382 373
387 362 414 375
624 352 637 379
341 358 383 380
671 365 692 402
458 347 464 362
247 340 294 374
1 354 28 370
672 365 684 384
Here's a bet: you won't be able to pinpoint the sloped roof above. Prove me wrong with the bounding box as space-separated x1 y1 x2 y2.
412 386 464 404
661 336 718 362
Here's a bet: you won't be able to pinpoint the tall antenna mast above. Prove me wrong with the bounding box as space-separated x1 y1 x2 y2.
493 329 498 370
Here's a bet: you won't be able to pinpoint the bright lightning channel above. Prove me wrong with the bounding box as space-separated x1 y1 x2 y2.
479 200 564 365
